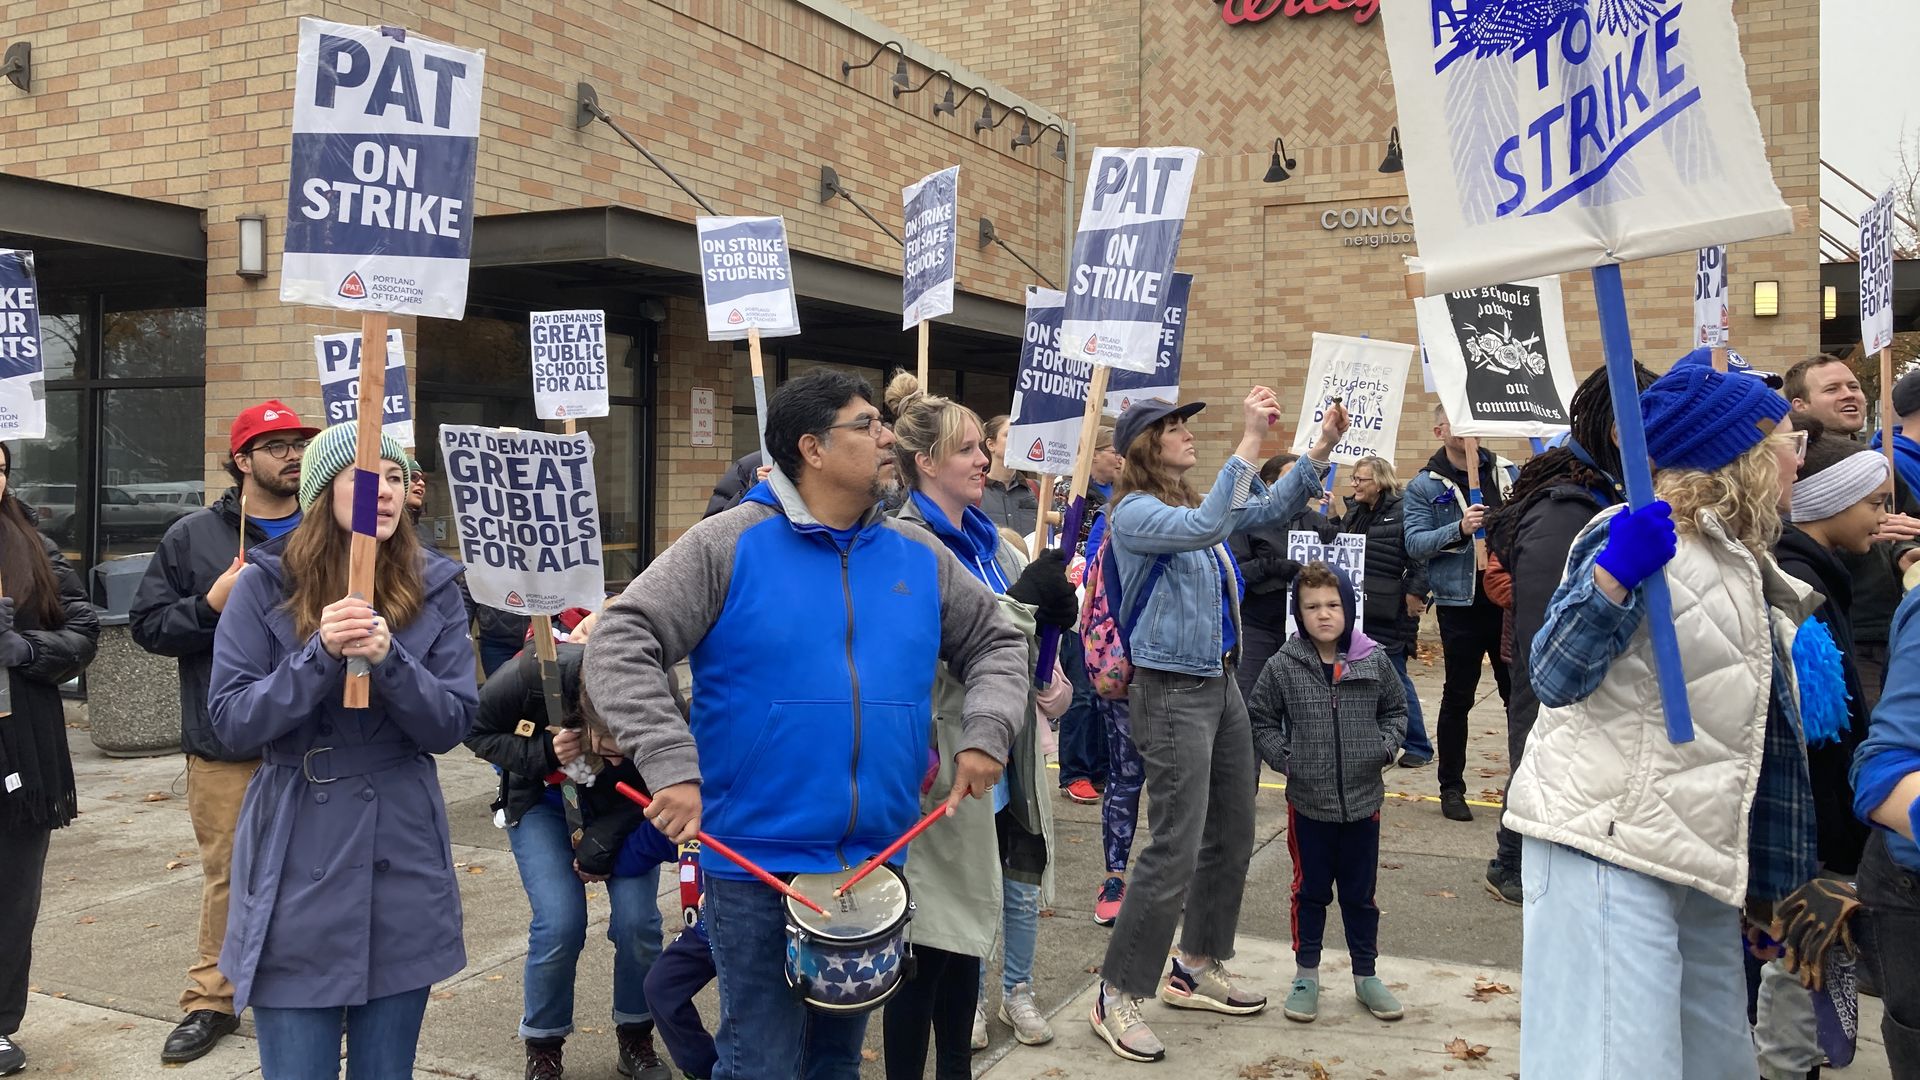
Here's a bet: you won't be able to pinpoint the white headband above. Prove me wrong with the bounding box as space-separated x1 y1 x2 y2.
1789 452 1890 523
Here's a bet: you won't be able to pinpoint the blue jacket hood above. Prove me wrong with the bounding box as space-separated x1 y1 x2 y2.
1289 562 1376 662
907 491 1007 586
740 467 893 543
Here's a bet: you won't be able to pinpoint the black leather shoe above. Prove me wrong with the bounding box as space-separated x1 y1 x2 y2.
162 1010 240 1064
1440 792 1474 822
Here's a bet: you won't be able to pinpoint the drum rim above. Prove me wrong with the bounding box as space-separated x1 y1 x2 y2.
784 864 912 945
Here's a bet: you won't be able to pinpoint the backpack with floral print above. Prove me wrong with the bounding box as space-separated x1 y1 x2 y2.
1080 520 1170 701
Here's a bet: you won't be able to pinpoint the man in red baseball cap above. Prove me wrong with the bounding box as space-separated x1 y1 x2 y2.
127 399 317 1064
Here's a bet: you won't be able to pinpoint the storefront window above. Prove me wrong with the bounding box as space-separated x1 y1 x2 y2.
38 295 84 382
98 386 206 563
102 304 205 379
13 390 85 563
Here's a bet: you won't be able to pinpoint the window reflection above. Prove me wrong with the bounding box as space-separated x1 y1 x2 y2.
100 386 205 562
12 391 85 561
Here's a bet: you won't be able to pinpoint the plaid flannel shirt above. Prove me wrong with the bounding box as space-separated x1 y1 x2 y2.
1530 517 1817 904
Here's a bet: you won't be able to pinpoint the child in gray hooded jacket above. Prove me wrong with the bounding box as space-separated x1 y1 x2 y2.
1247 562 1407 1026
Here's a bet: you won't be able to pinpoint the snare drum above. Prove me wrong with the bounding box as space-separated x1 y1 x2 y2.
783 863 914 1014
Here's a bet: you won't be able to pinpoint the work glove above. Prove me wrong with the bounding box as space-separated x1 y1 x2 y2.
1007 549 1078 630
1770 877 1862 990
1594 500 1678 592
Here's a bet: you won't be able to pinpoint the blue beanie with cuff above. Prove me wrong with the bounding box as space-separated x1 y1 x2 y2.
1640 363 1789 473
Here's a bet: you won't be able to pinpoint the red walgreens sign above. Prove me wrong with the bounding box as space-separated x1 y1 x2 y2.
1218 0 1379 25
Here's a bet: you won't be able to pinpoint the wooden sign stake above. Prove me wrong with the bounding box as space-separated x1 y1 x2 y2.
238 490 248 560
1033 365 1112 686
747 326 769 463
916 320 930 387
342 311 389 709
1031 474 1053 561
1883 346 1896 472
1463 436 1488 570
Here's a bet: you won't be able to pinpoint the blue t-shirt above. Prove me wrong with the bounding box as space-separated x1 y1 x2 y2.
249 510 302 540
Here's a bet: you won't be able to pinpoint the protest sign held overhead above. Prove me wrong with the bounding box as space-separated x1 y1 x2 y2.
1005 288 1085 475
1693 247 1729 348
1061 147 1201 373
1414 273 1577 438
1107 272 1191 416
1862 187 1897 356
1379 1 1792 295
1285 531 1367 638
1290 333 1415 466
0 250 45 440
698 216 800 340
314 329 414 446
902 167 958 330
441 424 603 616
529 309 610 421
281 19 485 319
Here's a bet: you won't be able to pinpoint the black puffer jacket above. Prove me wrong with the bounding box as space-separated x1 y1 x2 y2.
704 452 763 520
1504 482 1615 740
0 530 101 829
1334 490 1426 652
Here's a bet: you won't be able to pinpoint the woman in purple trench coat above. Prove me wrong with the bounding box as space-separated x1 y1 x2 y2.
210 426 476 1079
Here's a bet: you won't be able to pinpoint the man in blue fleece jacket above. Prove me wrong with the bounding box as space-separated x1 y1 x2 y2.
1852 585 1920 1076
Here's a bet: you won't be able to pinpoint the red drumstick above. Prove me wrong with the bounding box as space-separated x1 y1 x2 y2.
835 804 951 897
614 782 829 919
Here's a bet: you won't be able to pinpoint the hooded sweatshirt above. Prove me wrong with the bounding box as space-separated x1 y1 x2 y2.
1245 566 1408 822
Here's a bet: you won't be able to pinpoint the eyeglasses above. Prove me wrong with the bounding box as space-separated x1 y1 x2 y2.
823 414 891 438
1779 430 1808 463
248 438 310 460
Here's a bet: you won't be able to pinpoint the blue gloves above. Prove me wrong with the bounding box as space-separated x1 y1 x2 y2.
1595 500 1678 592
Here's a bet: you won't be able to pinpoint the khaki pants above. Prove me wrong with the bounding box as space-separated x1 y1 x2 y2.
181 755 259 1015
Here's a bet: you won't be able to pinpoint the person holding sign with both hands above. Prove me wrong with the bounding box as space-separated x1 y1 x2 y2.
1088 385 1348 1064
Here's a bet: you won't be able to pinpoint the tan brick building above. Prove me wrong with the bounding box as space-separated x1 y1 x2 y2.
0 0 1819 600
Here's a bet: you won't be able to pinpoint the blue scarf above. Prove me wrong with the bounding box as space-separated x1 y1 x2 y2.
1872 429 1920 502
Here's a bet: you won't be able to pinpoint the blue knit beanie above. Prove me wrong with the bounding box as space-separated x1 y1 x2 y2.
1641 363 1789 473
298 422 413 512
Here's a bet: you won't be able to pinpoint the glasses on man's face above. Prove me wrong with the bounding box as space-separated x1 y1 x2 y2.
250 438 310 461
823 414 891 438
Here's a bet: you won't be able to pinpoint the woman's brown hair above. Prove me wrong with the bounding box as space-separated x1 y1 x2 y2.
0 443 66 628
1113 419 1201 509
280 469 426 639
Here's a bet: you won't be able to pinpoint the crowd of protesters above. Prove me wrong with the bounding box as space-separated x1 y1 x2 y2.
5 352 1920 1080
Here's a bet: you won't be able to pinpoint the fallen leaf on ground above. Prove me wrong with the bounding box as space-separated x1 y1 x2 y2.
1471 979 1513 999
76 915 96 925
142 792 173 802
165 860 188 870
465 865 486 874
431 991 455 1001
1237 1065 1275 1079
50 991 67 999
1085 965 1101 974
1424 889 1458 899
1381 862 1405 870
1445 1037 1490 1060
486 974 505 981
860 1048 879 1062
1309 1063 1333 1080
1038 908 1055 918
116 1022 136 1030
144 923 159 929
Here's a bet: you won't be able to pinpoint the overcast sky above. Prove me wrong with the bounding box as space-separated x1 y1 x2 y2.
1819 0 1917 252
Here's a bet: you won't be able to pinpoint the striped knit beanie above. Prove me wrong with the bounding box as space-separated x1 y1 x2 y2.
298 422 413 513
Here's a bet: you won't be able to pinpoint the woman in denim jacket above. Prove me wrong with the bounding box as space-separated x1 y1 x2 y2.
1087 387 1347 1063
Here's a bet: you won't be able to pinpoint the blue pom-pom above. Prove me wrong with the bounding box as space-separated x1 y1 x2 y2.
1792 617 1852 747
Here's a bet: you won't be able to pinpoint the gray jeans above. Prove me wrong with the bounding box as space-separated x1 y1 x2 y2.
1100 665 1256 997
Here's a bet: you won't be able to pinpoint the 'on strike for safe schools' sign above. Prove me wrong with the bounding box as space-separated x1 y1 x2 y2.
282 18 486 320
902 167 959 330
0 249 45 440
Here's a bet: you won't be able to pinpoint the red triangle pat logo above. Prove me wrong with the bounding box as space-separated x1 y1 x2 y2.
1083 334 1099 355
504 591 525 609
727 308 745 325
1026 438 1046 463
338 272 367 300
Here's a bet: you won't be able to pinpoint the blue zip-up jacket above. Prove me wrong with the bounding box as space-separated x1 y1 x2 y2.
1853 587 1920 872
1403 446 1518 606
1108 452 1328 677
583 468 1030 881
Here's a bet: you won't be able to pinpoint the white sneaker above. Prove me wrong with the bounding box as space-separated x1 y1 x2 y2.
971 1001 989 1051
998 981 1054 1045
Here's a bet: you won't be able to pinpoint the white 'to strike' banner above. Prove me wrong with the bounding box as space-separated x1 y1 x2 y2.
441 425 603 616
1379 1 1792 294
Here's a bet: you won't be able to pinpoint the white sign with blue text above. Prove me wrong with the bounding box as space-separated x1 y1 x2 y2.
1006 288 1083 475
1107 272 1192 416
530 309 609 421
1694 246 1729 347
1285 532 1367 639
1290 333 1416 466
281 19 486 319
1862 187 1897 355
1380 1 1791 295
1061 147 1201 374
698 216 800 341
441 425 602 617
314 329 415 446
902 167 958 329
0 250 45 440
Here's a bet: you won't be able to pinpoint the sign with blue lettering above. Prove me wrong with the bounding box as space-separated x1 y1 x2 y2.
1005 288 1086 474
1415 273 1577 438
1380 1 1791 294
698 216 800 340
1289 333 1415 466
1862 186 1897 355
1693 246 1729 347
0 250 44 440
282 19 485 319
529 309 609 421
314 329 415 446
1107 272 1192 416
442 425 602 616
1061 147 1201 374
902 167 958 330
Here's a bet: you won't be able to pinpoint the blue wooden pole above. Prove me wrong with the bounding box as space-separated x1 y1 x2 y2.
1529 437 1546 455
1590 263 1695 744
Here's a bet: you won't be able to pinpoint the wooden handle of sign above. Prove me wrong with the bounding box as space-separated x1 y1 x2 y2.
238 490 247 561
1403 271 1427 299
343 311 389 710
1884 348 1897 471
1031 474 1052 560
1710 346 1727 373
1032 365 1112 686
917 320 930 387
747 327 769 463
1464 436 1488 571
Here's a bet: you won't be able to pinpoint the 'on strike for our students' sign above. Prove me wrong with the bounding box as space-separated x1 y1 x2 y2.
1379 1 1791 294
1061 147 1201 374
530 309 609 421
281 19 486 319
0 249 45 440
698 216 800 341
902 167 959 330
1862 187 1897 355
314 329 414 446
441 425 603 616
1290 333 1415 466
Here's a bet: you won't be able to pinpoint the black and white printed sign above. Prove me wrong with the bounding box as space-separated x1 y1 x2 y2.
1415 274 1577 439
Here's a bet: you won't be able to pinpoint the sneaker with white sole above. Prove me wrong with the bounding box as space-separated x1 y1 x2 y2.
1159 957 1267 1015
1094 875 1126 926
1090 985 1165 1062
0 1034 23 1077
970 1002 988 1051
1282 978 1320 1023
998 981 1054 1045
1355 976 1404 1020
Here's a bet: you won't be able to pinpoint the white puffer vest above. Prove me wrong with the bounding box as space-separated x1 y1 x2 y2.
1505 506 1818 908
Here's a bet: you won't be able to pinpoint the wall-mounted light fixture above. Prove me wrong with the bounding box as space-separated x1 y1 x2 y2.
935 81 985 119
236 215 267 279
1264 137 1296 183
1010 117 1037 151
895 68 947 100
842 40 908 90
975 100 1017 134
1378 127 1404 174
1 42 29 93
1753 279 1780 317
1823 285 1838 320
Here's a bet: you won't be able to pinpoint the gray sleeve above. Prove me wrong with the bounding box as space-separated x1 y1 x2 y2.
583 509 756 793
902 523 1031 765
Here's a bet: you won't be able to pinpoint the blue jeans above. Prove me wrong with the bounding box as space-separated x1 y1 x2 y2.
646 930 718 1080
253 987 429 1080
704 875 869 1080
1519 837 1750 1079
1383 645 1432 759
508 801 663 1038
1055 634 1106 787
978 878 1042 998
